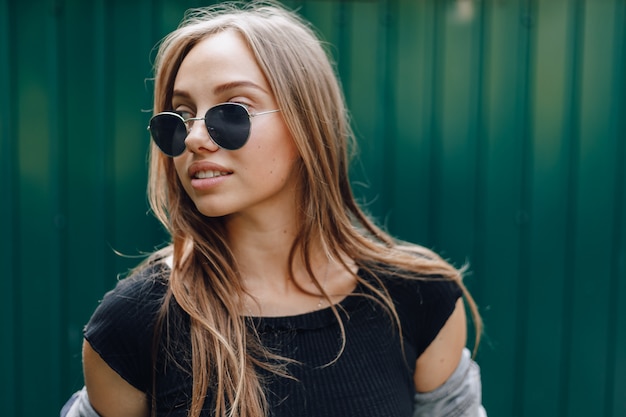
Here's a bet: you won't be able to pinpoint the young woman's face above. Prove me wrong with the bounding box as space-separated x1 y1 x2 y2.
171 30 300 220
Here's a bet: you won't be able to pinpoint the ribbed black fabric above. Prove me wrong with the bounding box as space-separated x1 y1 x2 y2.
84 262 462 417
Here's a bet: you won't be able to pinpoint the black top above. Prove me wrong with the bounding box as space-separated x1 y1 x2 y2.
84 261 462 417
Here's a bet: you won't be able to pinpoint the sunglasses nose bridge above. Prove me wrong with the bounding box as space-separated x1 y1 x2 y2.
184 116 220 152
182 116 205 133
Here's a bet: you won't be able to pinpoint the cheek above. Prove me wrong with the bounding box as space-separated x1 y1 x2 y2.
250 129 299 170
260 145 299 180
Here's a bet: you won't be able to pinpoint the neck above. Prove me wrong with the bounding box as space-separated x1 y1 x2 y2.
223 209 306 285
221 209 357 316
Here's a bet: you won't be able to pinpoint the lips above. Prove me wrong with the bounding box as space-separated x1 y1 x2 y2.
188 161 233 180
194 170 231 179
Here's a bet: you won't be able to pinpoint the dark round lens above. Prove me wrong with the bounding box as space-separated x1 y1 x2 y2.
149 113 187 157
205 103 250 150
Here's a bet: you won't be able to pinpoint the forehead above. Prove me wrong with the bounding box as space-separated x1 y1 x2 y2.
173 30 271 98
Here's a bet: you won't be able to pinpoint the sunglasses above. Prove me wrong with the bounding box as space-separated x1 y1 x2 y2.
148 102 280 157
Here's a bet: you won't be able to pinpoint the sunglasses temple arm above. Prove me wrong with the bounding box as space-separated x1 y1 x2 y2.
251 109 280 117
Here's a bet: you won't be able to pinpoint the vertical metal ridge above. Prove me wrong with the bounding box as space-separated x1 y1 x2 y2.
427 0 445 248
336 2 350 103
380 0 396 221
48 0 70 403
470 0 488 306
94 0 116 291
605 0 626 415
558 1 585 415
512 0 536 414
0 0 18 414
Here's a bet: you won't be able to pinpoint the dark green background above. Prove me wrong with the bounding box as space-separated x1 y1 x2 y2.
1 0 625 416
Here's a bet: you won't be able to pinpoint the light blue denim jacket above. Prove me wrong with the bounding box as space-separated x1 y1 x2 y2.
413 348 487 417
60 387 99 417
61 347 486 417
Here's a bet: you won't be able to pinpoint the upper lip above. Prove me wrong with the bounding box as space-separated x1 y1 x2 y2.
187 161 233 179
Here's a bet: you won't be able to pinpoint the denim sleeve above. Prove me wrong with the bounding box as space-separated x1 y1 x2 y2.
60 387 102 417
413 348 487 417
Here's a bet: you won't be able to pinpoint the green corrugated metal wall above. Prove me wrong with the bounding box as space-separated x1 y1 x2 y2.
1 0 624 416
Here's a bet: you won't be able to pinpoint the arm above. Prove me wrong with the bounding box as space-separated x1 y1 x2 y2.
413 299 487 416
414 298 467 392
82 340 149 417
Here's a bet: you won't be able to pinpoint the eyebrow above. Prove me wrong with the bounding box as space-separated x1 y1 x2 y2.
172 80 269 100
213 80 269 96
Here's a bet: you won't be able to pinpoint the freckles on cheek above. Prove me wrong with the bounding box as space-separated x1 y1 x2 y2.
268 158 276 176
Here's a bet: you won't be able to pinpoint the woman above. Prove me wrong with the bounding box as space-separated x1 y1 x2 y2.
62 2 485 416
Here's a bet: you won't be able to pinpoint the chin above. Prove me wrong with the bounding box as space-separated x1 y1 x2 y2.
196 207 230 219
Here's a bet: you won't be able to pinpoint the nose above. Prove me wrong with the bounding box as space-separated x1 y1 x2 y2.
184 118 219 153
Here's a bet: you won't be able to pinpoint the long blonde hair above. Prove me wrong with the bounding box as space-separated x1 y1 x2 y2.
145 2 481 416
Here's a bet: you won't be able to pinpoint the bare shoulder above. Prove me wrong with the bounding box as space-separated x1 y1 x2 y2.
83 340 149 417
413 298 467 392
